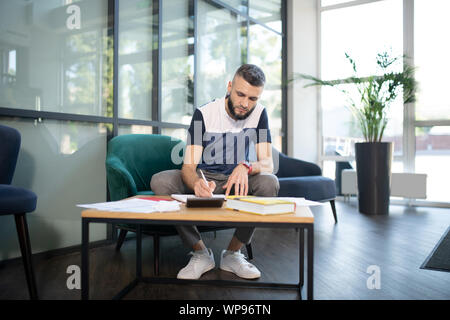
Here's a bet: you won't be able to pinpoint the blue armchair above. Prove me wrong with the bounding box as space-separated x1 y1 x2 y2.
0 124 38 299
274 150 337 223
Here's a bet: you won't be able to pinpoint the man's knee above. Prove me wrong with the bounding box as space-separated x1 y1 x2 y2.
150 169 184 195
250 173 279 197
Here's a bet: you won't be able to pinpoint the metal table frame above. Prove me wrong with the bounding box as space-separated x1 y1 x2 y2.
81 218 314 300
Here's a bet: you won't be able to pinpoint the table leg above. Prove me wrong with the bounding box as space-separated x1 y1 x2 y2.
136 224 142 279
299 228 304 289
81 218 89 300
307 225 314 300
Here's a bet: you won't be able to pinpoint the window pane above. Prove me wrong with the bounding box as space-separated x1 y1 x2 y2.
221 0 248 15
321 1 404 156
0 1 111 116
197 0 247 106
118 0 154 120
161 127 188 142
248 23 282 151
249 0 281 33
118 124 153 135
321 0 354 6
161 0 193 125
415 0 450 121
0 117 107 259
321 1 403 80
415 126 450 202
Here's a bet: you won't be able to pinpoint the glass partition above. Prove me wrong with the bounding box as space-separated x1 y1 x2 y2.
161 0 193 125
248 22 282 151
197 0 247 105
0 0 111 116
0 117 107 260
118 0 155 120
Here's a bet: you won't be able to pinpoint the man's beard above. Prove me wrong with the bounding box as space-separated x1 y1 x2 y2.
227 95 255 120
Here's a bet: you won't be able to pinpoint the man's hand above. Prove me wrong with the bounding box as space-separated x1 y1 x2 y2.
222 164 249 196
194 178 216 197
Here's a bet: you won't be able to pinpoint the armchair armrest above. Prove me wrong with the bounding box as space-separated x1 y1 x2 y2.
275 152 322 178
105 156 138 201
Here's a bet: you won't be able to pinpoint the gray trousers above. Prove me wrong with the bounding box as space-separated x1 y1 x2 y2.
150 169 280 248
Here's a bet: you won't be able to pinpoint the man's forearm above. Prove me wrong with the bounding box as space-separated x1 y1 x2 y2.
181 164 200 190
250 158 274 175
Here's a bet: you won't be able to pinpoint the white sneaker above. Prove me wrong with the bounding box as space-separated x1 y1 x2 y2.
177 248 215 280
220 250 261 279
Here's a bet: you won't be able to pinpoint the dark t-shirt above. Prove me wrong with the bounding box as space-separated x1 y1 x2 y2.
186 96 271 175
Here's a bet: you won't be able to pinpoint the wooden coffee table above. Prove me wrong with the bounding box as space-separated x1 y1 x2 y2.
80 196 314 300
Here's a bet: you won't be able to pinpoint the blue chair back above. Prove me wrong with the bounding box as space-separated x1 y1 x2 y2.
0 124 21 184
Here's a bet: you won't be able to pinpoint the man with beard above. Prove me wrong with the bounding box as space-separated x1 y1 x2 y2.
151 64 279 280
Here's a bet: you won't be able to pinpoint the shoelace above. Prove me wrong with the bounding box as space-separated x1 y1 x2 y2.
187 251 208 265
228 251 254 268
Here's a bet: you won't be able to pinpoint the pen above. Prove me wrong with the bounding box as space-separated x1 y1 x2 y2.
199 169 213 196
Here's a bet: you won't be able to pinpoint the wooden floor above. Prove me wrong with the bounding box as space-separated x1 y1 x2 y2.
0 200 449 300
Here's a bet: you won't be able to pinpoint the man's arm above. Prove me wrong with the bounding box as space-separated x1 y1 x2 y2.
181 144 216 197
250 142 274 174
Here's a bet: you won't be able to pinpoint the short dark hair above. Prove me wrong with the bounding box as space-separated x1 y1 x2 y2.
234 64 265 87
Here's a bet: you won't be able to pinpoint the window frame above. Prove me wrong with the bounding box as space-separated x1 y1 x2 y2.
318 0 450 207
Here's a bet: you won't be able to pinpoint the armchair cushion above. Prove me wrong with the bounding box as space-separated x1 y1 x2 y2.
0 185 37 215
106 134 184 201
274 149 336 202
274 151 322 178
278 176 336 201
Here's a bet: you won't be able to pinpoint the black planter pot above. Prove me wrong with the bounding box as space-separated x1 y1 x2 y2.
355 142 393 215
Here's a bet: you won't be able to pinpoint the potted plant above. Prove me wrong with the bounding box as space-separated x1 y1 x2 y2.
292 52 416 214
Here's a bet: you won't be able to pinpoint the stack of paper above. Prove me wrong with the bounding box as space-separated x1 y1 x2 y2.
77 198 180 213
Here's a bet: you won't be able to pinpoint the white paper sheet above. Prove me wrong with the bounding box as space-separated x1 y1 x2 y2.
77 198 180 213
261 197 325 207
171 194 226 203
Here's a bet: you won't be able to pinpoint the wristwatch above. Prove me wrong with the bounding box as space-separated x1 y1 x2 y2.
239 161 253 175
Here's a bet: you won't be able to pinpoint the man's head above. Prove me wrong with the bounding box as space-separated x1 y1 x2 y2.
226 64 265 120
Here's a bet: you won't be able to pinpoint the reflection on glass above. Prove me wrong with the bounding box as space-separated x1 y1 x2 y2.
248 22 282 151
197 0 247 106
119 62 152 119
221 0 248 15
118 125 153 135
161 0 193 125
249 0 281 33
161 127 188 143
118 0 154 120
65 58 96 114
0 117 107 258
415 0 450 121
415 126 450 202
0 1 111 116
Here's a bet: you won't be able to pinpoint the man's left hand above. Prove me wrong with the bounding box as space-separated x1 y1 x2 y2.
223 164 249 196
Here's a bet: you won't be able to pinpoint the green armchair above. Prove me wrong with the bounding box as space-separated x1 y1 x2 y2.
105 134 253 276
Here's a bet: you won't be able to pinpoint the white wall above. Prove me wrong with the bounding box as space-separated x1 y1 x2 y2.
287 0 319 164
